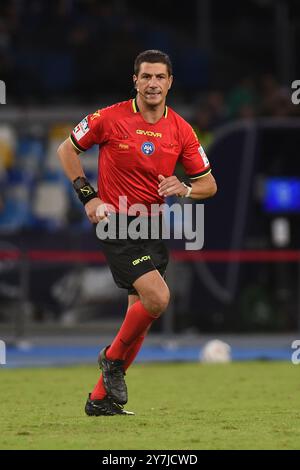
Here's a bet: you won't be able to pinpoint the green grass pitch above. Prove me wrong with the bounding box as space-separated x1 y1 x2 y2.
0 362 300 450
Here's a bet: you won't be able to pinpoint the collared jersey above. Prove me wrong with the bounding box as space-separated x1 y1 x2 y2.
70 99 211 214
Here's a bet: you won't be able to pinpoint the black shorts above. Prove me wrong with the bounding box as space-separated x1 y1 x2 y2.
97 218 169 295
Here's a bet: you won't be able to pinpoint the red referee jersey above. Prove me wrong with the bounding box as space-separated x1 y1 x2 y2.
70 99 211 214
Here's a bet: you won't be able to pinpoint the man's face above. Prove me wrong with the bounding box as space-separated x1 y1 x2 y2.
133 62 173 107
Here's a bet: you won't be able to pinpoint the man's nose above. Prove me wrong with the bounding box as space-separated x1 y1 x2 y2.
149 76 158 87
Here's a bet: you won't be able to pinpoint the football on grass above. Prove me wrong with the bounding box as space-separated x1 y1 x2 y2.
201 339 231 363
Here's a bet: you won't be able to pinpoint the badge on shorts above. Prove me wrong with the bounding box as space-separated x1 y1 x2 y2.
141 142 155 155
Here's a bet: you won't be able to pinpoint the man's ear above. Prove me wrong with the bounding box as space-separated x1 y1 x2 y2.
133 75 138 89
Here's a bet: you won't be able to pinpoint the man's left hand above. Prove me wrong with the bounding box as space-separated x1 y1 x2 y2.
158 174 187 197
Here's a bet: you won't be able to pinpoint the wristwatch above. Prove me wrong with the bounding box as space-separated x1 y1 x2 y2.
180 182 192 198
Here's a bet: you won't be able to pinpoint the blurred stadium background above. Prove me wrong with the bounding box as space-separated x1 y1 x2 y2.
1 0 300 366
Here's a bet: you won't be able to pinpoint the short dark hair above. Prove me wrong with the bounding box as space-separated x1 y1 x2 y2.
134 50 173 76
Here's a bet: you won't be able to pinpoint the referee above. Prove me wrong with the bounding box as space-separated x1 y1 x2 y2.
57 50 217 416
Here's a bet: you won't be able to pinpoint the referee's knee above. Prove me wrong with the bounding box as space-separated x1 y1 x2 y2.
142 286 170 318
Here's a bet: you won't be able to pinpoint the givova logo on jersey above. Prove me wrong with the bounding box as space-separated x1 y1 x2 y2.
141 142 155 156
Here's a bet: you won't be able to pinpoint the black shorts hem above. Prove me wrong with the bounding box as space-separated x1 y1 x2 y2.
98 237 169 294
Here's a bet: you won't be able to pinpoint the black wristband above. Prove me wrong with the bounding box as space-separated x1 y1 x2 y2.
72 177 98 206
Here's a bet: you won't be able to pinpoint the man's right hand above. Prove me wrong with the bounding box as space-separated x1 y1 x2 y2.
85 198 109 224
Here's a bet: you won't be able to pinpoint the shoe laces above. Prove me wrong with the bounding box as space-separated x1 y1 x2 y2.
112 401 124 411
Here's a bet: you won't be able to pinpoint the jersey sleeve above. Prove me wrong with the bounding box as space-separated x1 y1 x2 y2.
69 109 109 152
179 122 211 180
